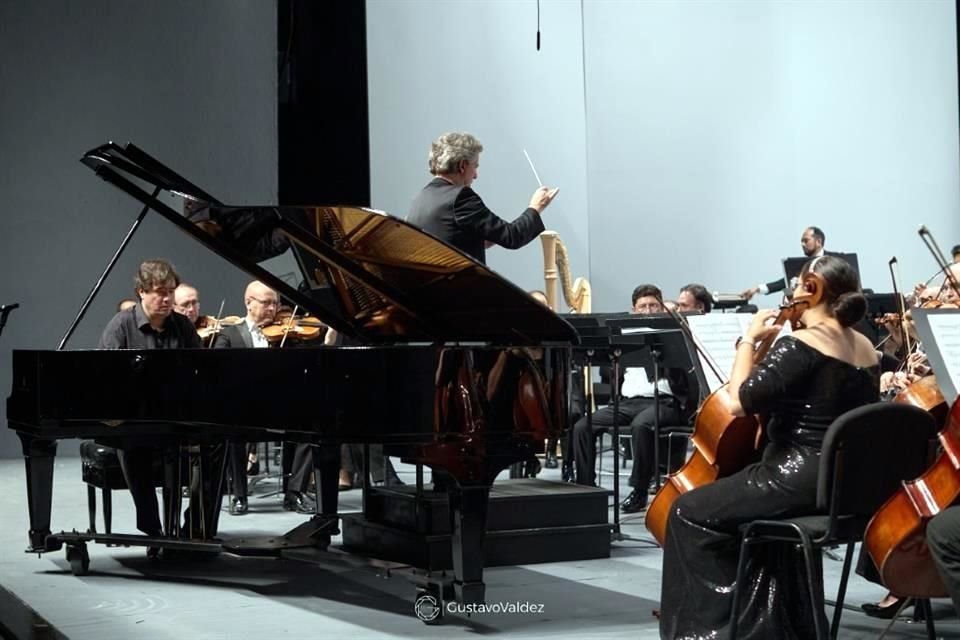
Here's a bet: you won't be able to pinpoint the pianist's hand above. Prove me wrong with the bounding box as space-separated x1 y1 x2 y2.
529 186 559 214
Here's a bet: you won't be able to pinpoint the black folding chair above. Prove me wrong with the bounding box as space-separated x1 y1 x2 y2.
728 403 938 640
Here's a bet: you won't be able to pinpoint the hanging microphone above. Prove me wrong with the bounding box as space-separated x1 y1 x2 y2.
536 0 541 51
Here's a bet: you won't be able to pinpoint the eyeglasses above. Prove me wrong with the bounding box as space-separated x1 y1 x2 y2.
250 297 278 307
176 300 200 308
634 303 663 313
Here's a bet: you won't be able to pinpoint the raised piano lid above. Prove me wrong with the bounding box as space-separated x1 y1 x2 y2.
81 142 578 345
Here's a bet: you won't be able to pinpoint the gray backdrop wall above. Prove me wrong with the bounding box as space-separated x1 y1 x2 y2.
367 0 960 310
0 1 277 458
367 0 591 299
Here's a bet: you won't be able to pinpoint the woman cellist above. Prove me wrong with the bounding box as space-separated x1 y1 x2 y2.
658 256 879 639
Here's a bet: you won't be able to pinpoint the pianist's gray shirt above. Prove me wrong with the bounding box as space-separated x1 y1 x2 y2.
98 304 201 350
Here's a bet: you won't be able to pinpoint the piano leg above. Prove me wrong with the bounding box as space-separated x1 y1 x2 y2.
19 434 58 552
447 483 490 605
315 443 340 517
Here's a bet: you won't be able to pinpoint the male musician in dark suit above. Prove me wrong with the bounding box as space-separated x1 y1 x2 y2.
406 131 559 265
571 284 690 513
212 280 279 514
212 280 322 514
99 259 215 548
741 226 838 300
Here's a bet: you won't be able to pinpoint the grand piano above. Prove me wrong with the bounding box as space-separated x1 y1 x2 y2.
7 142 577 610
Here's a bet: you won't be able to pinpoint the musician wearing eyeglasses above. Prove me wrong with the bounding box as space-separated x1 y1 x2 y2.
571 284 689 513
212 281 279 514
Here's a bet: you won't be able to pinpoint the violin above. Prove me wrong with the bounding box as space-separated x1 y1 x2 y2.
645 297 811 544
190 314 243 347
261 310 325 345
196 315 242 342
893 374 947 426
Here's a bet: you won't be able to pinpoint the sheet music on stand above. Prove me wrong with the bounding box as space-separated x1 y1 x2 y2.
686 313 791 393
910 308 960 405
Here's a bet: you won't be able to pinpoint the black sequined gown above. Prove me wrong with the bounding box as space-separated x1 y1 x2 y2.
659 336 879 640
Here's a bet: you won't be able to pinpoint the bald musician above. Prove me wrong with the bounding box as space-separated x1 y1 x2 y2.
212 281 279 514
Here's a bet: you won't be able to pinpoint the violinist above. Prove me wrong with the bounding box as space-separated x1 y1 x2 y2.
212 280 279 514
659 256 879 639
173 283 201 326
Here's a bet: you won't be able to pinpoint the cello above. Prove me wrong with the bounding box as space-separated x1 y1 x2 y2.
645 296 812 545
863 226 960 597
864 397 960 597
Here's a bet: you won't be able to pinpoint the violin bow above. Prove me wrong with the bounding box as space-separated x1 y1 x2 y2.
279 304 299 349
918 225 960 302
888 257 912 357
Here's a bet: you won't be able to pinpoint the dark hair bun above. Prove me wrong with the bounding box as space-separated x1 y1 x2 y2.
832 291 866 327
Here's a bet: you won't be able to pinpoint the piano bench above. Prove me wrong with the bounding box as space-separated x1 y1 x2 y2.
80 440 127 535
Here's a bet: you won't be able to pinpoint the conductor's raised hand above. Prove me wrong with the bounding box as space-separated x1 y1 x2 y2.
529 186 559 213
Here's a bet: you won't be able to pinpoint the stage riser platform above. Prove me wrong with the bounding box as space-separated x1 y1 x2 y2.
342 516 611 569
341 478 611 569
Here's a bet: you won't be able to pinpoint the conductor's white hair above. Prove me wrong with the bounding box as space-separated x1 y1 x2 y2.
428 132 483 174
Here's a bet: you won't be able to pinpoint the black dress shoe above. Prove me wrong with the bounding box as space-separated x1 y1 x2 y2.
230 497 248 515
545 451 559 469
283 491 316 514
861 597 910 619
620 489 647 514
144 529 163 559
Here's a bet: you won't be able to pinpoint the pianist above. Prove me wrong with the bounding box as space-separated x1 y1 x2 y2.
98 259 221 550
406 131 559 265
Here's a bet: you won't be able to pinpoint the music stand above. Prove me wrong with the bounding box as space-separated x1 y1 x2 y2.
603 317 699 540
782 253 861 294
864 293 904 316
910 307 960 405
564 314 629 487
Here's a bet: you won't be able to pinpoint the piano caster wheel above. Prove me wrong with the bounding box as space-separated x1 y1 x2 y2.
415 587 444 625
66 543 90 576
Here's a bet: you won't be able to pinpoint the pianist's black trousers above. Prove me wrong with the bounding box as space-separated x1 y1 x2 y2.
118 442 225 537
572 396 679 488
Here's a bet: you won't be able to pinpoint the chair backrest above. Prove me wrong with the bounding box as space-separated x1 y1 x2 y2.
817 402 938 516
